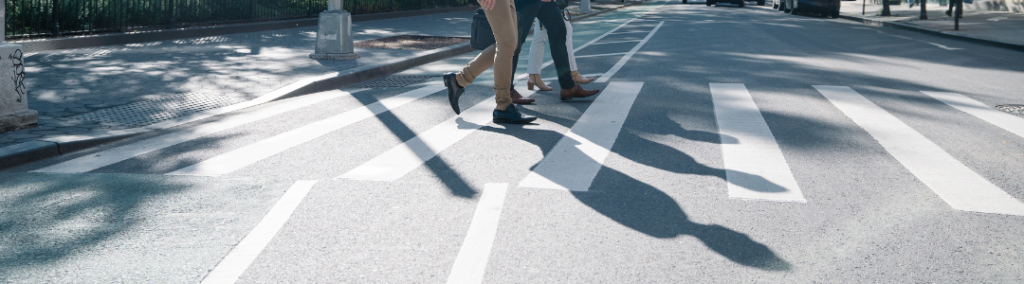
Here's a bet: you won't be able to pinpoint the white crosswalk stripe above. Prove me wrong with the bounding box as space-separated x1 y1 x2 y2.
32 79 1024 217
337 85 537 182
709 83 806 203
815 85 1024 216
922 91 1024 139
519 82 644 191
166 85 444 177
31 90 351 174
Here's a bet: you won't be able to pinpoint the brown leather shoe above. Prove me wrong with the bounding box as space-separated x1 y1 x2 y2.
510 88 535 104
560 84 599 101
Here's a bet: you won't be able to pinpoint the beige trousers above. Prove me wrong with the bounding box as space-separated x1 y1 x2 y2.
456 0 518 111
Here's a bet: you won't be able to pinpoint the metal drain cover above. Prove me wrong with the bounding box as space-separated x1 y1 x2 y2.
996 104 1024 115
354 35 469 50
353 75 438 89
69 93 245 128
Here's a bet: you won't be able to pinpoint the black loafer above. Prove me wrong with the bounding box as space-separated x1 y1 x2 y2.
492 104 537 124
443 72 465 114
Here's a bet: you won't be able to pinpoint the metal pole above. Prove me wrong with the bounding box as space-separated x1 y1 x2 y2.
863 0 866 15
1 0 6 43
51 0 61 36
581 0 591 13
167 0 176 27
920 0 927 19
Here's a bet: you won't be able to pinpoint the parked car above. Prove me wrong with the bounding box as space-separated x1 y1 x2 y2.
779 0 840 17
707 0 765 7
778 0 835 17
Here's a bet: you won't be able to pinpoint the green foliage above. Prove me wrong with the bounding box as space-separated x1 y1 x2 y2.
4 0 473 38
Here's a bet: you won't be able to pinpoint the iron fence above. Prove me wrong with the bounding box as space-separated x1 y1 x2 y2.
5 0 472 39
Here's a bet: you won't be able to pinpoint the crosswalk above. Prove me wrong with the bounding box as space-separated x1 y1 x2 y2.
28 81 1024 216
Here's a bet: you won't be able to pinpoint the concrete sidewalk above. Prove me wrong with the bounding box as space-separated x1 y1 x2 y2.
840 0 1024 50
0 1 646 169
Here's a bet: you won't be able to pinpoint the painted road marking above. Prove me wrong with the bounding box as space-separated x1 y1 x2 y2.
32 91 351 174
922 91 1024 139
590 39 645 45
609 31 652 34
595 21 664 83
518 82 644 191
815 86 1024 215
710 83 806 203
166 85 444 177
445 183 509 284
573 52 629 59
338 86 536 181
201 180 318 284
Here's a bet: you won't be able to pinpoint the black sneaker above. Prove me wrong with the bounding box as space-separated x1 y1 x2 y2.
492 104 537 124
443 72 465 114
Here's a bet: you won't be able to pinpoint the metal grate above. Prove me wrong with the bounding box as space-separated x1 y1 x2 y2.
354 35 470 50
996 104 1024 115
69 93 245 128
352 75 439 89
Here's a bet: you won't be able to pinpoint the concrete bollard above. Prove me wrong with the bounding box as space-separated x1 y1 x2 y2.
581 0 591 13
0 3 38 133
309 0 359 60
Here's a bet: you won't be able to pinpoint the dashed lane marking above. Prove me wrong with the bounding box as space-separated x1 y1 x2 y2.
201 180 318 284
446 183 509 284
595 21 664 83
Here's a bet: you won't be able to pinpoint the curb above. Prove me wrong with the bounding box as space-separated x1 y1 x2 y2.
0 1 645 170
12 6 478 53
837 14 1024 52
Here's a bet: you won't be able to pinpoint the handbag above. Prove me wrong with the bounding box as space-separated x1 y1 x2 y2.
557 0 570 10
470 8 523 50
471 9 495 50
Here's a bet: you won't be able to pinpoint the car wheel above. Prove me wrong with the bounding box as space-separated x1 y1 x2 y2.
832 10 840 18
778 2 785 10
738 0 745 7
707 0 714 6
683 0 688 3
773 3 779 8
758 0 766 5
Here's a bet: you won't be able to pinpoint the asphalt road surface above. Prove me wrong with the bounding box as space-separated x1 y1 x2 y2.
4 0 1024 283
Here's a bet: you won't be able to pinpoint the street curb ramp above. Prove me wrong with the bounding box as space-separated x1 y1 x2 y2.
0 1 646 170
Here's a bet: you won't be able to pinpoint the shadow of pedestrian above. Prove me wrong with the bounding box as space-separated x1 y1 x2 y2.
475 116 791 271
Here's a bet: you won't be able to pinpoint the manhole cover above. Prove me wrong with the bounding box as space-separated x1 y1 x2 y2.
996 104 1024 115
354 35 469 50
352 75 439 89
69 93 245 128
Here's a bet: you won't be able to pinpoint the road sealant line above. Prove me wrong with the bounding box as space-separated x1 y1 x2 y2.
837 14 1024 52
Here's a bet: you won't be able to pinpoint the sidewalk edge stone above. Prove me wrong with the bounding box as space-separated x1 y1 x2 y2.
838 14 1024 52
0 141 59 169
